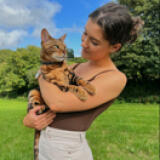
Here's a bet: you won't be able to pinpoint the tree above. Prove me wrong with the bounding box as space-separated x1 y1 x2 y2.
112 0 160 80
0 46 40 95
67 48 74 58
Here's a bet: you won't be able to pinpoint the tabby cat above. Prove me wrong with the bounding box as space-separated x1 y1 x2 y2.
27 28 95 160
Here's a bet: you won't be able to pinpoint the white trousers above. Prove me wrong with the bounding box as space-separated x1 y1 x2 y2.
39 126 94 160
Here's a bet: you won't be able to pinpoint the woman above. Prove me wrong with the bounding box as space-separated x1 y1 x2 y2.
23 2 144 160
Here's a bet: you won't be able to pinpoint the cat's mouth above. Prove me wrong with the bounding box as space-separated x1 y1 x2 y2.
52 54 66 62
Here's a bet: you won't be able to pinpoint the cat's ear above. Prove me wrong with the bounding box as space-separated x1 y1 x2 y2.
59 34 67 42
41 28 52 42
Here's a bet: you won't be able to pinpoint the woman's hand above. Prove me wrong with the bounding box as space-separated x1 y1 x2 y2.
23 106 56 130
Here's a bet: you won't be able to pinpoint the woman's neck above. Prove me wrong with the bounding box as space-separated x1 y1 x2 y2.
87 57 116 69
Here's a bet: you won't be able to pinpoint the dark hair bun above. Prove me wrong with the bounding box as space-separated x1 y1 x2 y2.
89 2 144 47
128 16 144 43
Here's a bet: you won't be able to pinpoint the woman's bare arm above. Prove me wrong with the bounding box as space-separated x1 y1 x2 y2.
38 70 127 113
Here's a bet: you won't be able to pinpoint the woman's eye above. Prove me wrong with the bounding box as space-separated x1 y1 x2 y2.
92 41 98 46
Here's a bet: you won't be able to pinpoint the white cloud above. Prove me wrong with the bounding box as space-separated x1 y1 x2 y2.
0 0 61 48
0 30 27 48
0 0 82 49
0 0 61 30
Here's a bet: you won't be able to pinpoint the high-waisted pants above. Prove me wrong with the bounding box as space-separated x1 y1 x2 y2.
39 126 94 160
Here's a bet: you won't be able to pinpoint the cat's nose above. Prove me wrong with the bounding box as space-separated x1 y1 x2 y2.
63 49 67 54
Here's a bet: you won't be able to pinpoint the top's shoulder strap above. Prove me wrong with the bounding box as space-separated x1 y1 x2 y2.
71 63 116 82
72 63 81 70
87 70 116 82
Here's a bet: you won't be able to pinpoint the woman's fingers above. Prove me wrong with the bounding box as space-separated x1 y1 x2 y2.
42 116 54 127
29 106 42 115
35 115 54 130
38 113 55 123
33 110 56 130
38 110 56 119
24 105 56 130
39 109 55 116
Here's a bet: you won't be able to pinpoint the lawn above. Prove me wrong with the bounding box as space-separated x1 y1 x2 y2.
0 98 159 160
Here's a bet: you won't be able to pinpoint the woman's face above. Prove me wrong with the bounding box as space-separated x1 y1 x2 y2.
81 18 113 61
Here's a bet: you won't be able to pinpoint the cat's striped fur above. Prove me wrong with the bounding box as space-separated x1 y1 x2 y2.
27 28 95 160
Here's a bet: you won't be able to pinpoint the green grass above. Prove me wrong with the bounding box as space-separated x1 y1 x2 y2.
0 98 159 160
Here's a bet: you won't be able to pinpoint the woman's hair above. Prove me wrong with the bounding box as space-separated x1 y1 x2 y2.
89 2 144 46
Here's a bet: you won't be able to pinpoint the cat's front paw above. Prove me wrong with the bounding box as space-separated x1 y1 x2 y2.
78 89 87 101
29 98 45 114
70 86 87 101
83 83 96 96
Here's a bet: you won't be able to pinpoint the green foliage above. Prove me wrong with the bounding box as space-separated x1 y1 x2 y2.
67 48 74 58
0 1 159 102
0 46 40 95
0 41 159 102
0 99 159 160
68 57 87 64
0 49 13 63
114 0 160 80
0 46 86 97
119 80 160 103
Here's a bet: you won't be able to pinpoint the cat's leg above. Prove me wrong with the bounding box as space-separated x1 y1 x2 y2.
68 71 96 96
68 85 88 101
50 80 71 92
41 72 56 82
28 89 48 160
34 130 40 160
52 80 87 101
75 79 96 96
28 88 48 114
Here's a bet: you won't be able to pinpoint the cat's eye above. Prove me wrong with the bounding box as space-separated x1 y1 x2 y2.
54 45 59 49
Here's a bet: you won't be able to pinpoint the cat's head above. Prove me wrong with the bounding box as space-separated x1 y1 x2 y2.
40 28 67 62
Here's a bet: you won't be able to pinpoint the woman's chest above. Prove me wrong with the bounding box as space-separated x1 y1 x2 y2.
74 66 110 81
72 63 119 81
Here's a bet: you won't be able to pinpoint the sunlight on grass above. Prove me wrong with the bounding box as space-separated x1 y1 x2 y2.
0 99 159 160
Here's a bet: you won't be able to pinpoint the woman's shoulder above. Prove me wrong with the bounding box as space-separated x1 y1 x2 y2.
105 68 127 87
106 69 127 97
85 68 127 104
114 69 127 84
92 67 127 95
92 65 127 83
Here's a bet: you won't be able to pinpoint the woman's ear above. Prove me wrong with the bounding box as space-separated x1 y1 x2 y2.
111 43 122 53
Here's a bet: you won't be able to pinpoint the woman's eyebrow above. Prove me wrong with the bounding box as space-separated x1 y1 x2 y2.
90 37 101 43
85 27 101 43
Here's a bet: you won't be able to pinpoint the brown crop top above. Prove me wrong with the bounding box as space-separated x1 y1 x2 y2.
49 63 116 131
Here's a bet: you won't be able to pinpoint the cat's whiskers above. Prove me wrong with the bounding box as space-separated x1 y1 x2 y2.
52 54 65 62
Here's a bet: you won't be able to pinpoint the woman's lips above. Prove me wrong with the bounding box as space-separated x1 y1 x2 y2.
82 48 89 53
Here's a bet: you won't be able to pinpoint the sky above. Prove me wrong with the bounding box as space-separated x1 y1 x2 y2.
0 0 113 57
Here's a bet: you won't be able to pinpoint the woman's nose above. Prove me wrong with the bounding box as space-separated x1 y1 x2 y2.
81 35 89 48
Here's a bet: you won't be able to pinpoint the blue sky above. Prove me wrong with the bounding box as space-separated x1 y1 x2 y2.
0 0 112 57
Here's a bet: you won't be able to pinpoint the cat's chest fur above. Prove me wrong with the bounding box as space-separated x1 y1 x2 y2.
40 62 70 83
